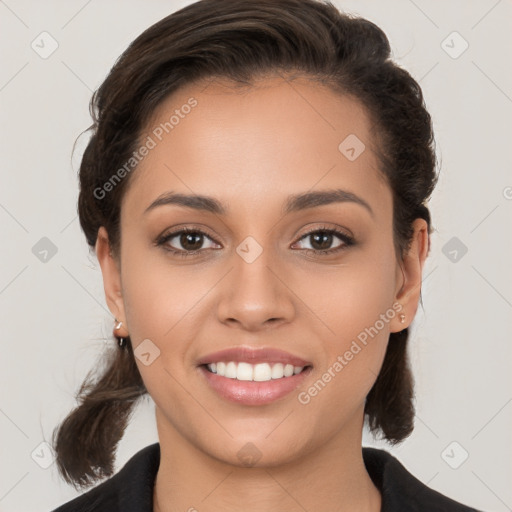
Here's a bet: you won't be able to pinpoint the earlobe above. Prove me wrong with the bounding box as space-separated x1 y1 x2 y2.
95 227 129 337
390 218 429 333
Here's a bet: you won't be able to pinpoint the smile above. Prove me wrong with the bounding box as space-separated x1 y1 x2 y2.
199 363 312 406
206 361 305 381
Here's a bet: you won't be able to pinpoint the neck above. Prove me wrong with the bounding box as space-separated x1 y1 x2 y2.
152 409 381 512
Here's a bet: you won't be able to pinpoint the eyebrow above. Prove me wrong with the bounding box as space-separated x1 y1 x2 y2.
144 188 374 218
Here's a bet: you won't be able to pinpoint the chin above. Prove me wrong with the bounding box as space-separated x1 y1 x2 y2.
203 432 308 469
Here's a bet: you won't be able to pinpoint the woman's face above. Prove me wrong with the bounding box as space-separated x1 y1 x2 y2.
98 76 426 467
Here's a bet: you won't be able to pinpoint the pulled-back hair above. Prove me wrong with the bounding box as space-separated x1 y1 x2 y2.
52 0 437 490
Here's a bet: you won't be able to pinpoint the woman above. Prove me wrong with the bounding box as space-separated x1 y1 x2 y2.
51 0 482 510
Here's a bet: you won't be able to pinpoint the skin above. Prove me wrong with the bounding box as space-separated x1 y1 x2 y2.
95 75 428 512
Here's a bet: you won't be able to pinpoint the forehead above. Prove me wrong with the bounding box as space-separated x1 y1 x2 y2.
121 75 391 220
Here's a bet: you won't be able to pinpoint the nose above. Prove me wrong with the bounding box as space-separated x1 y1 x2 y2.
216 246 296 332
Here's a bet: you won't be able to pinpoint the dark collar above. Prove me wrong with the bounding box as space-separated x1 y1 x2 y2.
362 447 479 511
53 443 479 512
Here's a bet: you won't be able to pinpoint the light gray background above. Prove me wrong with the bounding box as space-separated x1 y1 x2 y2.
1 1 511 511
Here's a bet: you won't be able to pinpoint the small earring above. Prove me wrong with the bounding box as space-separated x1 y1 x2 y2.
399 314 406 324
114 319 126 349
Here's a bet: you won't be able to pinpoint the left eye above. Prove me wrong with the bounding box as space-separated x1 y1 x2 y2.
293 229 352 252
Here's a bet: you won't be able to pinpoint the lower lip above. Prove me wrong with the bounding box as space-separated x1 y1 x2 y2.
198 365 312 406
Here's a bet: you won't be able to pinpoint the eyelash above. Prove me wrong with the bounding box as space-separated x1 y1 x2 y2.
155 225 355 259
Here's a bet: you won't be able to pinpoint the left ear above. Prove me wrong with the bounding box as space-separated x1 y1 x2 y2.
390 218 430 333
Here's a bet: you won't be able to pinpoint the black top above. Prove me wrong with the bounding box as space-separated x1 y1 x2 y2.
51 443 481 512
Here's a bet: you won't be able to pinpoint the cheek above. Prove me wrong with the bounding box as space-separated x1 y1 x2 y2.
297 245 397 402
302 247 398 345
119 247 219 395
120 244 206 341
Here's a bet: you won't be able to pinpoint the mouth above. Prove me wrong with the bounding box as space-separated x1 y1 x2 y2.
196 346 313 405
202 361 312 381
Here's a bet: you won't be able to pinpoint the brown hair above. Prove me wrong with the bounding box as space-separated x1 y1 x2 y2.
52 0 437 489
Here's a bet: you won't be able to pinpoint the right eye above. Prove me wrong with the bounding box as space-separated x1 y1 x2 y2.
156 227 221 257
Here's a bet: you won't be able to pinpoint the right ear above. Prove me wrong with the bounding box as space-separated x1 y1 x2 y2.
95 226 129 337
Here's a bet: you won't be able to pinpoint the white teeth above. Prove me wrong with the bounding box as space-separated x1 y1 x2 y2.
253 363 272 381
283 364 294 377
271 363 284 379
237 362 254 381
225 361 237 379
207 361 305 381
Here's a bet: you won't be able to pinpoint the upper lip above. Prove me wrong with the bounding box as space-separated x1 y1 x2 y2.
197 346 312 367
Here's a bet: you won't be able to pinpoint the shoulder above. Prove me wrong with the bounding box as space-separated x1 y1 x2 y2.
362 447 482 512
50 443 160 512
